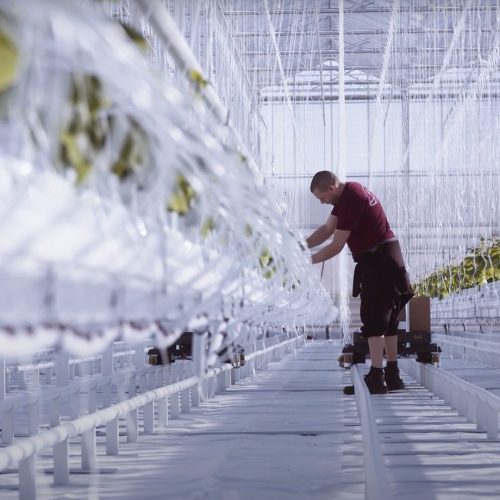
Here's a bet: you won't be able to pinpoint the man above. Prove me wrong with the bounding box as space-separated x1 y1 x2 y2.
306 171 413 395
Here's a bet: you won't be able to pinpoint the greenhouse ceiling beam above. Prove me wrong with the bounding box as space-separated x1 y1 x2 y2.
223 6 496 15
259 80 386 87
260 94 387 101
230 28 495 36
248 65 455 71
241 48 487 55
259 79 500 86
258 74 500 87
257 77 500 87
261 92 500 101
269 171 500 179
299 224 495 233
403 234 497 239
301 222 497 229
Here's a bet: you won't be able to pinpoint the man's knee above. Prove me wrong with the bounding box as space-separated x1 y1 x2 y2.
384 329 398 338
361 327 387 339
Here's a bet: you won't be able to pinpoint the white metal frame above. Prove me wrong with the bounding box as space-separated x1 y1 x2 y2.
0 335 302 500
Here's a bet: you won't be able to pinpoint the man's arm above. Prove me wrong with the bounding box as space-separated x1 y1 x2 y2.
306 215 337 248
311 229 351 264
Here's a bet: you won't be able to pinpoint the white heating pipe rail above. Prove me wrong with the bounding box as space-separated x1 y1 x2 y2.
0 335 302 500
0 360 175 449
351 365 394 500
0 364 154 414
8 348 139 375
3 347 142 393
0 374 200 499
0 341 195 446
7 351 127 376
433 333 500 357
1 334 297 418
134 0 264 185
399 359 500 440
8 362 54 375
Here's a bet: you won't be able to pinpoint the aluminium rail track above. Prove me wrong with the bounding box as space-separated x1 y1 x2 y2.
347 356 500 500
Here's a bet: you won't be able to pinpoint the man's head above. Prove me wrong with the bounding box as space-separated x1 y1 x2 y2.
310 171 342 205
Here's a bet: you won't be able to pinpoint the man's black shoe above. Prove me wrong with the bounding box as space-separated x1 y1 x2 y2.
343 384 355 395
384 363 405 391
343 367 387 395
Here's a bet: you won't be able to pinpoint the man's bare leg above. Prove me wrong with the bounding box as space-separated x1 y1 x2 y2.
343 335 387 394
384 335 398 362
368 336 385 368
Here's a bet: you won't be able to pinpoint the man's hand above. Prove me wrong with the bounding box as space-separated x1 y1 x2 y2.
311 229 351 264
306 214 337 249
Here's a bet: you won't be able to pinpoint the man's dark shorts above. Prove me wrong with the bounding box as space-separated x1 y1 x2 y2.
353 240 413 338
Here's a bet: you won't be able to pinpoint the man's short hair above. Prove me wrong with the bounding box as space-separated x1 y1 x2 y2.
310 171 338 193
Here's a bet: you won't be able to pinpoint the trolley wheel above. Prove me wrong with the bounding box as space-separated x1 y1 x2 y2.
338 352 366 368
431 352 440 367
339 352 353 369
416 352 432 364
337 354 345 368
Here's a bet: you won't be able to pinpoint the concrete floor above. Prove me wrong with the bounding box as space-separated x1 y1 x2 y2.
2 341 500 499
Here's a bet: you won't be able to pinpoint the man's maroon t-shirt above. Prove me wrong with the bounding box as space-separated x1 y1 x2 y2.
331 182 394 261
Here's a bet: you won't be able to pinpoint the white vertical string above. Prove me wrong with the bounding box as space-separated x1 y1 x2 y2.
367 0 399 190
337 0 350 343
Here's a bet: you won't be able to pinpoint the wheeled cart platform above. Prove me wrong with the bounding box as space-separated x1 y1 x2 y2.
338 329 441 368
